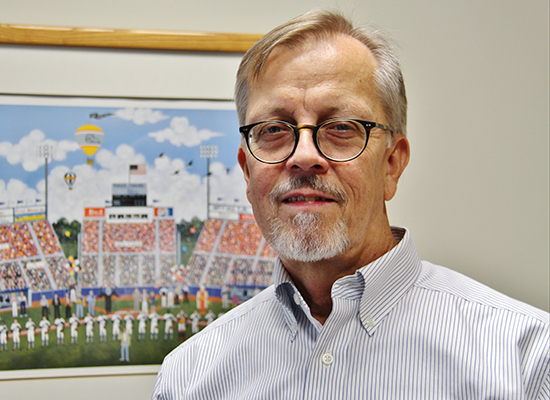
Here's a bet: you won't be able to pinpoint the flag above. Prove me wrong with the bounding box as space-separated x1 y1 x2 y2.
129 164 146 175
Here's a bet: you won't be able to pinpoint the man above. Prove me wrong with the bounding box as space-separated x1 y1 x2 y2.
54 316 65 345
68 313 79 344
176 310 187 339
25 317 36 349
84 312 94 342
97 314 108 342
153 10 549 399
19 292 27 317
149 310 159 340
40 294 49 320
64 291 72 319
132 287 141 312
188 309 201 335
137 312 148 341
119 327 131 362
111 313 122 341
163 311 176 340
75 292 84 318
10 319 21 350
52 293 61 320
38 316 50 346
124 312 135 336
86 290 96 316
0 319 7 351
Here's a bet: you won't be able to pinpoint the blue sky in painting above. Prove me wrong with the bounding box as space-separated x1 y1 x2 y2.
0 97 249 223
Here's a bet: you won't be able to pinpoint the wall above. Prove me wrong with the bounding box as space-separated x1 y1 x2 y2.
1 1 548 399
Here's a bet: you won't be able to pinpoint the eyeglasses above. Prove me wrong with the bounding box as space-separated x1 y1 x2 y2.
239 118 393 164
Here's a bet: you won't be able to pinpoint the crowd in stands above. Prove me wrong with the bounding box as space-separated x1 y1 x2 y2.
119 255 139 286
46 256 75 289
23 259 52 291
227 258 254 286
0 262 26 290
82 220 100 253
80 255 98 287
0 214 276 292
194 219 223 252
102 223 156 253
204 255 232 287
141 255 156 285
0 223 38 261
31 220 62 255
159 220 176 252
79 217 176 287
186 254 207 286
249 260 275 286
217 221 263 256
159 255 175 285
102 255 116 284
186 218 279 288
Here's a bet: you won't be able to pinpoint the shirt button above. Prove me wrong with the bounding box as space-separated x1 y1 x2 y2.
321 352 334 366
293 293 301 305
365 316 375 327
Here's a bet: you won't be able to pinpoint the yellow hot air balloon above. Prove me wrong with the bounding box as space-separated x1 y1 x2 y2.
74 124 104 164
64 171 76 190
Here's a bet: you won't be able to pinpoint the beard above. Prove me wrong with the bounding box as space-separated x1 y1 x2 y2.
265 175 350 262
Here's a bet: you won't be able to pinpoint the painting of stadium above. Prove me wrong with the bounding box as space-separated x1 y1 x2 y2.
0 95 277 371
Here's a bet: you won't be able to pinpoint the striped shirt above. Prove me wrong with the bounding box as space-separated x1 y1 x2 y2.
152 227 550 399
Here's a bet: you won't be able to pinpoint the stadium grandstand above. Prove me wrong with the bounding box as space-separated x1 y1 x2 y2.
186 217 278 290
0 219 73 296
81 206 176 287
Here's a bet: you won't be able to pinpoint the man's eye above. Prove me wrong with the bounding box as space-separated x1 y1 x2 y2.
334 123 352 130
265 125 283 134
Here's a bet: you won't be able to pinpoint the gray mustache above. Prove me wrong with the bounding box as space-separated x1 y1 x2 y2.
270 175 347 205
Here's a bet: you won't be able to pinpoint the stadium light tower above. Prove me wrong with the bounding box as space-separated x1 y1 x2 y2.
36 144 55 221
199 145 218 219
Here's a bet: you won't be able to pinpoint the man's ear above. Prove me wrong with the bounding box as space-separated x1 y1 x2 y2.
238 145 250 185
384 134 410 201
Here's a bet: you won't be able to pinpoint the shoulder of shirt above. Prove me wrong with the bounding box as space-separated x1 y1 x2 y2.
416 261 549 324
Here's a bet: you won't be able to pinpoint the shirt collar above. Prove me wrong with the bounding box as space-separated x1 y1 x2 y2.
273 227 422 338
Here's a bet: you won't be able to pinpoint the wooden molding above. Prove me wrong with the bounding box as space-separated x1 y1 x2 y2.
0 23 262 53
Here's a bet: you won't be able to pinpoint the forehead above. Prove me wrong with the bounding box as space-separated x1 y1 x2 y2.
246 35 383 123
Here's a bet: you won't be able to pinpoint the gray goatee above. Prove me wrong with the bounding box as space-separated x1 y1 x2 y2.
266 175 349 262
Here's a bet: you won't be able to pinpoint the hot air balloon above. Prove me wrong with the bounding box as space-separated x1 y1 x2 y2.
64 172 76 190
74 124 104 164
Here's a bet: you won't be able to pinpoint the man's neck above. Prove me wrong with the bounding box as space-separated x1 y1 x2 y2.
281 228 398 325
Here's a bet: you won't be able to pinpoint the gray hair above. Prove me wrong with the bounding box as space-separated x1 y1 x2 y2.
235 9 407 136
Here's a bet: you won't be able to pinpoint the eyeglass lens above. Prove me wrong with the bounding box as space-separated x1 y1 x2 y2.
247 119 368 163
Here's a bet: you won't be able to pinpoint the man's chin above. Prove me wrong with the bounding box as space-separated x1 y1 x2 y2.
266 213 349 263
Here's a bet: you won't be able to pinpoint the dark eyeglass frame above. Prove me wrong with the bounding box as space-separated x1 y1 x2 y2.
239 118 393 164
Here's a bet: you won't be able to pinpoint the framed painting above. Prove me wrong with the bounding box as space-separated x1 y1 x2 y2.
0 93 277 372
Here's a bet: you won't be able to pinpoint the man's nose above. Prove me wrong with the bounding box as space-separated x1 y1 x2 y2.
285 127 329 172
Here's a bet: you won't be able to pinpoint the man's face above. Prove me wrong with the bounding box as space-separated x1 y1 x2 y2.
238 34 409 268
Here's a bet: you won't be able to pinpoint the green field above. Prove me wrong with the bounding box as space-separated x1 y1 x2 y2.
0 296 223 370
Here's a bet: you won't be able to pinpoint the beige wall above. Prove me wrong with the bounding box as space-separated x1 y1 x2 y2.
1 1 548 399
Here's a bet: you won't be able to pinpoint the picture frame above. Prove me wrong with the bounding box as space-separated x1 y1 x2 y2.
0 23 263 53
0 24 266 382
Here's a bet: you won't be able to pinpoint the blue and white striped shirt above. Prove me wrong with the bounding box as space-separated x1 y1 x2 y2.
152 228 550 399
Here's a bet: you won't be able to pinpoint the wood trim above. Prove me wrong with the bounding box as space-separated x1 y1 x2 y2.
0 23 262 53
